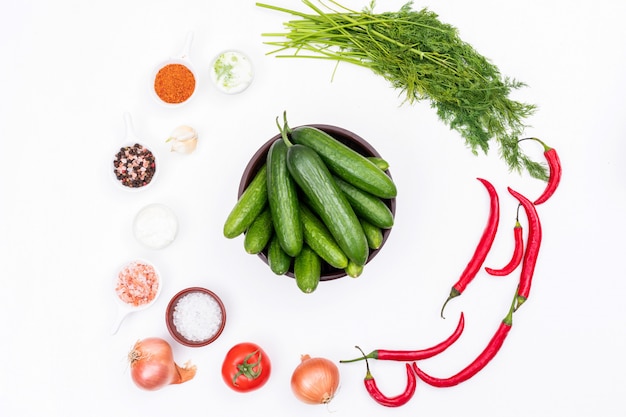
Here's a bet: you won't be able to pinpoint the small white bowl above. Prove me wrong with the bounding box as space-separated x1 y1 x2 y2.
133 203 179 249
210 50 254 94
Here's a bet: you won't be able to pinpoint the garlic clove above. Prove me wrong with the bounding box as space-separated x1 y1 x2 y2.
169 137 198 154
166 125 198 154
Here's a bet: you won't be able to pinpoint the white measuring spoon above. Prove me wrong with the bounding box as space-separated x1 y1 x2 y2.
111 260 162 335
111 112 159 192
151 31 197 107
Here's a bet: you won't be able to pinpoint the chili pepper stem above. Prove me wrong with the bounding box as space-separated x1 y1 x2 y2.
340 350 376 363
514 295 527 312
440 288 461 319
504 290 517 326
518 137 551 152
354 346 374 379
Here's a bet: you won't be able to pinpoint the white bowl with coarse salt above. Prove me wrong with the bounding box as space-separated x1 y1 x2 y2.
165 287 227 347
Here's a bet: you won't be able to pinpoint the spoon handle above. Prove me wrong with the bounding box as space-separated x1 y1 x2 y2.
122 112 140 143
179 31 194 60
111 307 130 335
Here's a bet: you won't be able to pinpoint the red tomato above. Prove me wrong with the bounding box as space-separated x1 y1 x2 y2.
221 342 271 392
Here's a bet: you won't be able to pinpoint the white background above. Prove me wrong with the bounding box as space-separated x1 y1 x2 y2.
1 0 625 416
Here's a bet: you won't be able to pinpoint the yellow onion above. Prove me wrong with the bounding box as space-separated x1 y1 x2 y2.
128 337 197 391
290 354 340 404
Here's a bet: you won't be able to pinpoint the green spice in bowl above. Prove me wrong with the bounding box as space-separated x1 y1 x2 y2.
210 50 254 94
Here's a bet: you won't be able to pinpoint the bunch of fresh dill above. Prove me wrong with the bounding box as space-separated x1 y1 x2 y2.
257 0 546 180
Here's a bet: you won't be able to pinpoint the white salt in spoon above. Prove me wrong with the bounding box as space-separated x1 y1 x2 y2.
111 260 162 335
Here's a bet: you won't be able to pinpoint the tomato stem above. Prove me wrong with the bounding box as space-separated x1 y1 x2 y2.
232 349 263 386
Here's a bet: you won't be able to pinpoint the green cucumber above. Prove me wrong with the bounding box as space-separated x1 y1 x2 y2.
360 218 384 250
294 244 321 293
267 138 303 256
244 207 273 254
300 204 348 269
267 234 292 275
289 125 397 198
286 144 369 266
334 176 394 229
368 156 390 171
223 164 268 239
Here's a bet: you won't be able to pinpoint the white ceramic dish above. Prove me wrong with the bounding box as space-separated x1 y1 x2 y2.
111 112 158 192
210 50 254 94
111 259 162 335
150 32 197 107
133 203 179 249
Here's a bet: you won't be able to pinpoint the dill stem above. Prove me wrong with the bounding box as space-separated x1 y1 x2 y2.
262 4 461 75
256 0 547 180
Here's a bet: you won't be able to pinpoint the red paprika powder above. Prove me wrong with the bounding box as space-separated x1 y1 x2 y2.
154 63 195 104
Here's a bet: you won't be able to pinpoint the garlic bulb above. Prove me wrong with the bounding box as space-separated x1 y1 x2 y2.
166 125 198 154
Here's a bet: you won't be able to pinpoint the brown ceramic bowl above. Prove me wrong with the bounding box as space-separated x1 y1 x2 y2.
166 287 226 347
238 124 396 281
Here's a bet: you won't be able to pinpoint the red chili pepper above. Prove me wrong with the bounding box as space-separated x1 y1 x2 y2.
339 312 464 363
507 187 542 311
441 178 499 318
413 294 516 387
520 137 562 205
485 204 524 276
355 347 417 407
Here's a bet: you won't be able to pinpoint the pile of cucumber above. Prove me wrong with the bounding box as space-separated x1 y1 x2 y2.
224 115 398 293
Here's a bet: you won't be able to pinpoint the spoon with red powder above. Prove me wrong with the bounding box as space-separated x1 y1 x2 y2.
151 31 197 106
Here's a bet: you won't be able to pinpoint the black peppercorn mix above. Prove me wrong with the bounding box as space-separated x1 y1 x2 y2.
113 143 156 188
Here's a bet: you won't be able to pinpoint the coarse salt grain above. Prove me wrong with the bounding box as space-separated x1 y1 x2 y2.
115 261 160 307
173 292 223 342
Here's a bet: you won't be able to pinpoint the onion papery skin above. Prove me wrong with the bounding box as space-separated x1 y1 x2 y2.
128 337 196 391
291 354 340 405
